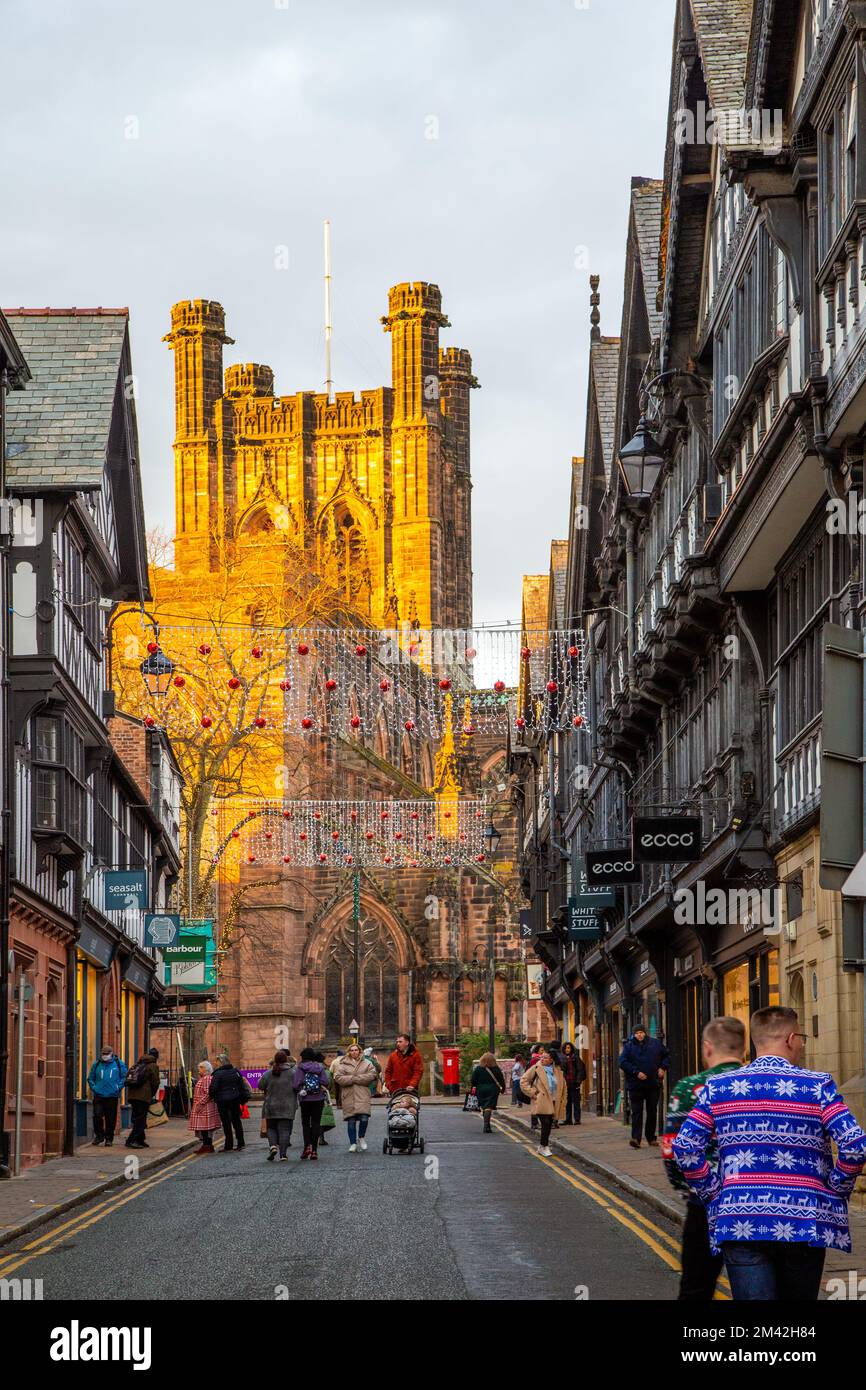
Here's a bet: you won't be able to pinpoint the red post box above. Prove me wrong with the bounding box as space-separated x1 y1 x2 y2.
441 1046 460 1096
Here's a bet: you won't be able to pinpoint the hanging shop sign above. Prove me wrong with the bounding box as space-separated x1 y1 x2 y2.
574 864 617 908
632 816 702 864
104 870 148 911
164 934 207 964
78 922 115 969
144 914 181 948
585 849 641 886
519 909 533 941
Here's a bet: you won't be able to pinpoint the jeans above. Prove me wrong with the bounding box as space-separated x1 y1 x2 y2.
627 1083 660 1142
347 1116 369 1144
93 1095 118 1141
679 1201 724 1301
218 1100 245 1149
721 1241 826 1301
537 1114 554 1147
300 1100 325 1152
266 1118 293 1157
511 1081 523 1106
127 1098 150 1145
565 1084 581 1124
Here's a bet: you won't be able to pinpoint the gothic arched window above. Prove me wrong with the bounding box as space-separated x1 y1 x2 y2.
323 913 399 1041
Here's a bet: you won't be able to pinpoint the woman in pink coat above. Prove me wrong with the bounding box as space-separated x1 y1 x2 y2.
189 1060 220 1154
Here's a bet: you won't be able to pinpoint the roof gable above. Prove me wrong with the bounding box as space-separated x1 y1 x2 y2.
689 0 753 114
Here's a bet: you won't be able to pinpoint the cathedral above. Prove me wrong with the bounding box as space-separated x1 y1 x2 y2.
144 283 547 1068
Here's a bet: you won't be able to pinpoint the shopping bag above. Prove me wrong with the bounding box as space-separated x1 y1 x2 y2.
320 1102 336 1132
239 1104 250 1119
462 1092 480 1113
147 1100 168 1128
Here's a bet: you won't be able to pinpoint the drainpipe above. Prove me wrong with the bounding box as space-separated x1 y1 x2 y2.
0 368 11 1177
625 518 637 675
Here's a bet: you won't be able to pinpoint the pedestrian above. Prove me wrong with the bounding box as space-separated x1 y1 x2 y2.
560 1041 587 1126
528 1042 543 1129
510 1054 526 1107
292 1047 330 1160
618 1025 670 1148
384 1034 423 1095
673 1006 866 1301
333 1044 377 1151
661 1016 745 1301
363 1046 382 1096
189 1061 220 1155
258 1049 297 1161
125 1050 160 1149
208 1052 248 1152
520 1045 566 1156
86 1046 128 1146
469 1051 506 1133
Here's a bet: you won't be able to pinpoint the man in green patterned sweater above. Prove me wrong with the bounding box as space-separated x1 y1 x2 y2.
661 1016 745 1300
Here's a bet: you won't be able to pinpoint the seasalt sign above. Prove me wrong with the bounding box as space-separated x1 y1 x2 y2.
632 816 702 864
585 849 641 886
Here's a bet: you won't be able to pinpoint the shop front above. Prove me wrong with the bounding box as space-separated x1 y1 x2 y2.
714 919 780 1057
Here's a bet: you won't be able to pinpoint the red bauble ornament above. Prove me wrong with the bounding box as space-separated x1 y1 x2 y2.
350 715 361 729
282 855 291 864
146 641 158 654
444 810 452 819
299 832 308 842
318 853 327 863
572 714 584 728
144 715 156 728
200 715 212 729
279 678 291 692
476 854 485 863
568 644 579 658
427 833 434 842
515 716 526 729
325 678 337 691
546 680 558 693
313 811 322 821
251 646 263 659
231 831 239 840
521 646 531 659
444 856 452 865
350 810 358 820
379 679 390 692
173 675 185 688
395 831 403 841
228 676 241 690
301 717 313 729
493 680 506 693
404 719 415 732
380 810 389 820
283 810 292 820
366 832 374 841
410 811 418 820
383 856 392 865
355 644 367 657
466 647 477 660
345 855 353 865
438 679 451 691
410 860 419 868
254 716 266 728
199 643 212 656
297 643 309 656
331 831 340 841
265 831 272 840
247 854 256 863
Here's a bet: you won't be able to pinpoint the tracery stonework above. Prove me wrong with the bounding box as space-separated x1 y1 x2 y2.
156 283 551 1062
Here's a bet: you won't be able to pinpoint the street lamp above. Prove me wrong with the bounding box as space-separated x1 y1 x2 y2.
617 417 665 501
139 646 175 698
483 818 502 859
483 821 502 1055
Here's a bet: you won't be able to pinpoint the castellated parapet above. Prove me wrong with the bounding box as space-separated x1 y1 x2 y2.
166 282 476 630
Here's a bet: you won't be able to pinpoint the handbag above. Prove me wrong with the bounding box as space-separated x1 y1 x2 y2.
260 1115 269 1138
146 1100 168 1128
239 1103 250 1119
484 1066 505 1094
320 1101 336 1132
463 1091 480 1112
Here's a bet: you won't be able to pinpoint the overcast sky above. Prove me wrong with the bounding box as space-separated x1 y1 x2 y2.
3 0 672 625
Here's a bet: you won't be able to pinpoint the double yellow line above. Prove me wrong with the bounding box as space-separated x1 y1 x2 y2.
493 1120 731 1298
0 1146 205 1280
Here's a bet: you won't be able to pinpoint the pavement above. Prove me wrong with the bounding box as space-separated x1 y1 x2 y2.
0 1104 681 1300
495 1102 866 1282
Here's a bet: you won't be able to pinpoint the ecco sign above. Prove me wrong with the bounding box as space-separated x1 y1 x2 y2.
585 850 641 886
632 816 702 864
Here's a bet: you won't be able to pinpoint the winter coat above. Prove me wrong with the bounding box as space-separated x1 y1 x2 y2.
126 1059 160 1103
292 1060 330 1102
258 1067 298 1120
208 1063 247 1107
87 1056 128 1098
618 1034 670 1086
470 1063 506 1110
332 1055 378 1119
561 1052 587 1087
385 1045 423 1094
520 1061 567 1120
189 1075 220 1133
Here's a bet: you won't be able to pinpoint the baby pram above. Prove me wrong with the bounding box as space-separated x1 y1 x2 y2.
383 1088 424 1154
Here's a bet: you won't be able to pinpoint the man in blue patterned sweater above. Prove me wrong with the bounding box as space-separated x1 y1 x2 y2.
673 1005 866 1301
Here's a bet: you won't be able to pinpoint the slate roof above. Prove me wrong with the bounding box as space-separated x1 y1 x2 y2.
689 0 752 115
3 309 128 490
590 337 621 482
632 179 664 343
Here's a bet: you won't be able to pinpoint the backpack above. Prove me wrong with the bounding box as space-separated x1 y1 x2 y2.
301 1069 321 1098
127 1061 148 1088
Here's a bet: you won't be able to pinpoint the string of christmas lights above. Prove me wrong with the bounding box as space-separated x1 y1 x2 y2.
208 798 490 869
116 622 590 740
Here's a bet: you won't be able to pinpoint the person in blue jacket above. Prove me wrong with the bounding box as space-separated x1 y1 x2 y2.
618 1026 670 1149
87 1046 129 1146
